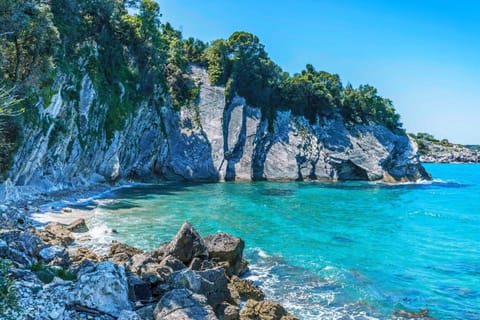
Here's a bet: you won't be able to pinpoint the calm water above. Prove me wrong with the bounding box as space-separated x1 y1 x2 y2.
49 164 480 319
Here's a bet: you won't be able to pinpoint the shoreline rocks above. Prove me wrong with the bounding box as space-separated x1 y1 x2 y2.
1 219 298 320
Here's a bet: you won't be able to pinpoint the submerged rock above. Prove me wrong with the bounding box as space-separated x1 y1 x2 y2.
393 308 435 319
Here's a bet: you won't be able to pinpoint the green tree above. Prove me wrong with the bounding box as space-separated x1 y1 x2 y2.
0 87 21 174
205 39 229 86
227 32 281 108
183 37 208 66
0 0 60 85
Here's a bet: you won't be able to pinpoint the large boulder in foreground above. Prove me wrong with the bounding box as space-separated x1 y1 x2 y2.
153 288 218 320
203 232 245 276
70 261 131 317
166 222 209 264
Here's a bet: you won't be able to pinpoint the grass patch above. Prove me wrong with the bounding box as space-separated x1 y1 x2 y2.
27 262 76 284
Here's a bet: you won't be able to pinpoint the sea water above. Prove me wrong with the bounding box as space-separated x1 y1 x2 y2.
39 164 480 319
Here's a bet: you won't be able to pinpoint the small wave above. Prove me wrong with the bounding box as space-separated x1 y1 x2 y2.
253 247 271 259
245 249 382 319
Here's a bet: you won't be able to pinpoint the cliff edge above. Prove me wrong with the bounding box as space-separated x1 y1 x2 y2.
0 66 429 202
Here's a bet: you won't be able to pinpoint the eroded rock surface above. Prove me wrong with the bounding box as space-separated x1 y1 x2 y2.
70 261 132 317
0 66 429 202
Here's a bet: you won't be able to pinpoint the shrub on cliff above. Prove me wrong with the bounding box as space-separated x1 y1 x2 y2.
0 87 21 177
0 258 17 315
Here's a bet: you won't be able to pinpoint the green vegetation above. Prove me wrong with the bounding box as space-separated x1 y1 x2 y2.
204 32 404 132
0 0 406 167
28 261 76 283
0 258 17 315
0 87 22 176
465 145 480 151
409 132 463 155
0 0 201 142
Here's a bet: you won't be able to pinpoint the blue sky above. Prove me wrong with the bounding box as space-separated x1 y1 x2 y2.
157 0 480 144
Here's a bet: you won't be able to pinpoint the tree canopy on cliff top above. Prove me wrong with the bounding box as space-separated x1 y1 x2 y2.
0 0 404 134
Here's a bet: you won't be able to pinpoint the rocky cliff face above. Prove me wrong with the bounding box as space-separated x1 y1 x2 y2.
0 66 429 201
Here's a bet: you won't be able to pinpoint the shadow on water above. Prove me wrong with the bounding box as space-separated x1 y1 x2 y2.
110 182 216 199
98 200 140 211
332 235 355 244
259 188 295 196
305 180 469 191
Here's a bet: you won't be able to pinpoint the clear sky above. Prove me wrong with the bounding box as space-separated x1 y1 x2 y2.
157 0 480 144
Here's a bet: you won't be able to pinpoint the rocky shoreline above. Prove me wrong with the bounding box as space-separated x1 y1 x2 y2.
0 197 440 320
409 134 479 163
1 205 299 320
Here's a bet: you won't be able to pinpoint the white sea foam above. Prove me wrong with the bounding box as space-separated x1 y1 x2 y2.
245 249 382 319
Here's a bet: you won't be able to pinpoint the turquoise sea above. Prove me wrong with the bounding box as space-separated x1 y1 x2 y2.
53 164 480 319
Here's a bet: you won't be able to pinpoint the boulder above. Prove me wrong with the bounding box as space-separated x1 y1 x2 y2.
108 241 144 265
66 218 89 233
239 300 298 320
166 222 208 264
39 245 69 266
39 222 75 247
70 261 132 317
118 310 142 320
168 267 230 307
229 276 264 302
126 253 156 275
127 273 152 302
160 254 186 272
190 257 216 271
109 240 144 257
216 302 240 320
153 288 218 320
136 305 155 320
203 233 245 276
0 230 44 265
69 247 99 264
